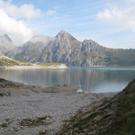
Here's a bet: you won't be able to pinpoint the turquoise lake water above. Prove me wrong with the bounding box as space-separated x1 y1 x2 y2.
0 67 135 93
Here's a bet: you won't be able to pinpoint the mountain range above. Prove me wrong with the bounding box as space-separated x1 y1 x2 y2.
1 30 135 67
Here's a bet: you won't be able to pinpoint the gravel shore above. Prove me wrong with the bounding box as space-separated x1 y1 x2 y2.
0 80 118 135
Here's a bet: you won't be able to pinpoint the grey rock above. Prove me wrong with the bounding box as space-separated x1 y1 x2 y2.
5 30 135 67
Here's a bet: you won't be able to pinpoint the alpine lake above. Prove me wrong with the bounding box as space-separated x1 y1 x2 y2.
0 67 135 93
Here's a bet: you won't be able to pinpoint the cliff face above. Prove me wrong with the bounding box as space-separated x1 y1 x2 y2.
5 30 135 67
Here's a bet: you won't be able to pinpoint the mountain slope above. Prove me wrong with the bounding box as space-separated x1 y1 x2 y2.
0 53 32 66
6 30 135 67
104 48 135 67
57 78 135 135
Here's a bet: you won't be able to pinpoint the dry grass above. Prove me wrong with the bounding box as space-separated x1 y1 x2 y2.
19 116 52 128
37 63 63 67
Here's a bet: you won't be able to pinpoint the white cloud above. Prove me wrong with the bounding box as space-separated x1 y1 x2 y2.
0 9 33 45
29 33 56 44
97 4 135 32
46 10 57 16
0 0 41 19
0 0 44 45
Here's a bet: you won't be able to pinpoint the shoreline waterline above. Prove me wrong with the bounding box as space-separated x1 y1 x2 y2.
0 67 135 93
0 64 67 70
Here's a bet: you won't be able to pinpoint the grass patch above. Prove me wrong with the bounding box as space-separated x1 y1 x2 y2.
0 58 20 66
37 63 63 67
19 116 52 128
0 123 8 128
0 120 11 128
62 120 71 123
0 56 32 66
38 131 48 135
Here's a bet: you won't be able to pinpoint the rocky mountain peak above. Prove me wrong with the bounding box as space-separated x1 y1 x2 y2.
57 30 67 35
0 34 12 46
0 34 15 54
2 34 12 43
56 30 69 40
56 30 78 42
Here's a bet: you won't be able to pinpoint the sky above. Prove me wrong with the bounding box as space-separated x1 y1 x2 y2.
0 0 135 49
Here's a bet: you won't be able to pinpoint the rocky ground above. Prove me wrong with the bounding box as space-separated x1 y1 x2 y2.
0 78 117 135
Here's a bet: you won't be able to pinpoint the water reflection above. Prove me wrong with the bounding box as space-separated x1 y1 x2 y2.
0 67 135 93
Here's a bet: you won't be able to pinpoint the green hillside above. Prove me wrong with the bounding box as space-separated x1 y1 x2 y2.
0 53 32 66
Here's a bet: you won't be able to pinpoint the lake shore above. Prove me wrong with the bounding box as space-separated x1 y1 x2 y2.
0 79 118 135
0 64 67 70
